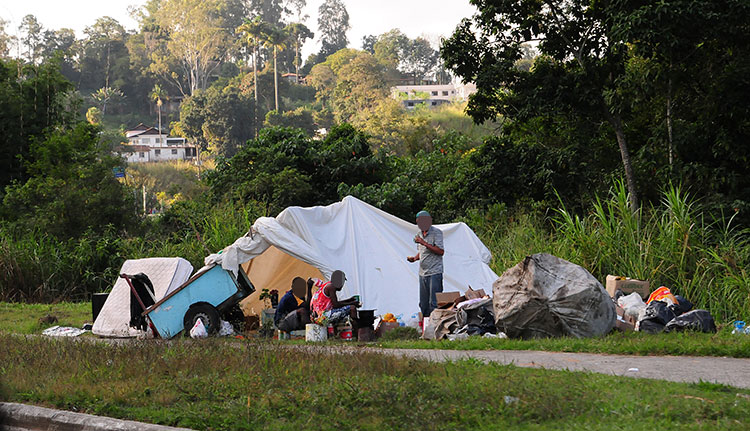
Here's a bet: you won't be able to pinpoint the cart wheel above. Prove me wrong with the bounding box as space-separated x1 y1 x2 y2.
184 303 220 336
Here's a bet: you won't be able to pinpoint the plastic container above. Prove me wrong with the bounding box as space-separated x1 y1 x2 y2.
305 323 327 342
732 321 749 334
340 328 353 340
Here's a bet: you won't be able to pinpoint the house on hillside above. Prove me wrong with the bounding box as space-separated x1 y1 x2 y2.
117 123 198 163
391 81 477 110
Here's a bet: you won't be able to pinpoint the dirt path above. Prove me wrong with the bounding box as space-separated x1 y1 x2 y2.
360 347 750 389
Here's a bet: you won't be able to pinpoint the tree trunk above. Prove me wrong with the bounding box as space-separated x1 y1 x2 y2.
295 38 300 84
666 76 674 169
274 46 279 112
253 43 259 137
606 110 639 211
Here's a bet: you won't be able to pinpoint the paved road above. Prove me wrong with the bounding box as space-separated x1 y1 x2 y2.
364 348 750 389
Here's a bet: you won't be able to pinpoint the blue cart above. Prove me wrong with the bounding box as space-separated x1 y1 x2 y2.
140 264 255 338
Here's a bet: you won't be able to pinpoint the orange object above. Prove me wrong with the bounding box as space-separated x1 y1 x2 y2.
647 286 677 304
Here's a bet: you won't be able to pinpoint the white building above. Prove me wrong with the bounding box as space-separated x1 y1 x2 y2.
391 82 477 110
119 124 198 163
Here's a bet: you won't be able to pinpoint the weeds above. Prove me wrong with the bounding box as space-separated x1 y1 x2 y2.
1 334 749 430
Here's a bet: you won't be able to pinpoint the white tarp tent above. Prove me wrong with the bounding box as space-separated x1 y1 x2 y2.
92 257 193 337
205 196 498 319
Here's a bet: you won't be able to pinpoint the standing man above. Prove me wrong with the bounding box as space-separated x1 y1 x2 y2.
407 210 444 318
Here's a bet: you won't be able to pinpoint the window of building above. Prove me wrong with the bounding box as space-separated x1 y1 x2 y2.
171 149 178 155
431 91 438 96
155 138 161 143
155 149 161 155
431 101 437 106
139 152 145 158
407 101 414 107
442 91 449 96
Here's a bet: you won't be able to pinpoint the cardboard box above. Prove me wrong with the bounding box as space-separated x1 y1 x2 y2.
435 291 462 307
614 318 635 332
615 305 637 325
376 321 399 338
464 287 487 300
606 275 650 300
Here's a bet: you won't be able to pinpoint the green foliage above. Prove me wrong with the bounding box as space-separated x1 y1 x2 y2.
205 124 385 214
172 83 256 157
2 123 136 239
264 107 316 135
0 58 77 187
552 182 750 322
0 226 124 302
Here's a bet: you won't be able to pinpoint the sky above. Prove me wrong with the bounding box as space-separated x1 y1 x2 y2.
1 0 478 58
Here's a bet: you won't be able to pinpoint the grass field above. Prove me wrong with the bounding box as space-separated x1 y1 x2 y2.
1 334 749 430
3 301 750 360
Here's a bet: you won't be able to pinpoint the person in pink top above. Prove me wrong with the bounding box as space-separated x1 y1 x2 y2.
309 270 360 326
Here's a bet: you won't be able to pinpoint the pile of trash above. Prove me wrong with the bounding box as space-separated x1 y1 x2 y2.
417 253 720 341
422 287 502 340
615 286 716 333
422 253 618 340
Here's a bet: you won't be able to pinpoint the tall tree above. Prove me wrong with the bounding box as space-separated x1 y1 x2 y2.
150 84 167 141
317 0 349 59
0 18 16 58
249 0 288 27
285 22 313 82
18 15 44 64
262 25 289 111
238 17 272 130
82 17 126 89
0 58 77 187
442 0 641 210
150 0 235 96
285 0 308 22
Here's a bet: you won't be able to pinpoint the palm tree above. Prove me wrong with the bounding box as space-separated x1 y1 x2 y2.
262 25 289 112
150 84 167 143
238 17 270 133
285 23 314 84
238 17 269 107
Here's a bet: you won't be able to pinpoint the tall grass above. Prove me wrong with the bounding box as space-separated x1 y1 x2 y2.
0 200 261 303
2 177 748 322
468 181 750 322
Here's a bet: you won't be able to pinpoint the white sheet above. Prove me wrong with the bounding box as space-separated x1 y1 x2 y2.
205 196 498 319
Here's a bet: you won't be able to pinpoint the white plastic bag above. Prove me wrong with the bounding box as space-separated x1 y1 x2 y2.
404 313 421 328
189 318 208 338
219 320 235 336
617 292 646 320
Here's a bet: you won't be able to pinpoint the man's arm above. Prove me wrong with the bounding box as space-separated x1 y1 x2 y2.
407 253 420 262
328 286 358 308
415 236 444 256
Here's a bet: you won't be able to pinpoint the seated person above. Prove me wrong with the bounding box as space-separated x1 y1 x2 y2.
274 277 312 333
309 270 360 327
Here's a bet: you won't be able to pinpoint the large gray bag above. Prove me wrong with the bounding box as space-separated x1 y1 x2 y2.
492 253 615 338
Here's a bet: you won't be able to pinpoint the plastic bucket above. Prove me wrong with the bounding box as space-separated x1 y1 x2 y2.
340 329 353 340
305 323 327 342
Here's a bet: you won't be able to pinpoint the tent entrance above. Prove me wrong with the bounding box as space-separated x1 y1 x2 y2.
239 245 323 316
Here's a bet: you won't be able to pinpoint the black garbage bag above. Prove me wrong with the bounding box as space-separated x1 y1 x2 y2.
637 300 675 334
457 298 496 335
668 295 694 316
664 310 717 333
